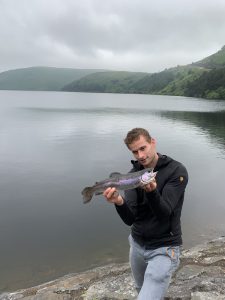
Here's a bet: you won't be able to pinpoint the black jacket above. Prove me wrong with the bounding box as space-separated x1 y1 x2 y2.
115 154 188 249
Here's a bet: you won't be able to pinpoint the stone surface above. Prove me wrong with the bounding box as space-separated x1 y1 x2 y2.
191 291 225 300
1 237 225 300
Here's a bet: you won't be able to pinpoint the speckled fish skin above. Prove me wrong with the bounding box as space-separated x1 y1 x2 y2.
82 168 157 204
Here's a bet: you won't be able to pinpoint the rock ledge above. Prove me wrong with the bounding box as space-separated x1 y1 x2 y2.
1 237 225 300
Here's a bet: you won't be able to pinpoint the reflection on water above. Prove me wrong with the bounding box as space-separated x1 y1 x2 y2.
159 110 225 149
0 91 225 293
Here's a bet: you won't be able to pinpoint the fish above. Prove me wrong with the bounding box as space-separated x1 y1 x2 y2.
82 168 157 204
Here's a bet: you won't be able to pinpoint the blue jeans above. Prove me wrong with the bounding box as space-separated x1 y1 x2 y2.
128 235 180 300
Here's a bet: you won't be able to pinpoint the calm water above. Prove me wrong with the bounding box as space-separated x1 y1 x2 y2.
0 91 225 292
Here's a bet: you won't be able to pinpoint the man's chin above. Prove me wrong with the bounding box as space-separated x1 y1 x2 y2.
139 160 147 166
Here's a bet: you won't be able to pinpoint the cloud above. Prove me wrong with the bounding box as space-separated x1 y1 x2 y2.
0 0 225 72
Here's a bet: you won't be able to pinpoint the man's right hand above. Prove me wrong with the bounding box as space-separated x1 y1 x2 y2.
103 187 124 206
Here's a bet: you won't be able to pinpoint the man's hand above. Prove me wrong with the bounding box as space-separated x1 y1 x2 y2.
141 178 157 193
103 187 124 206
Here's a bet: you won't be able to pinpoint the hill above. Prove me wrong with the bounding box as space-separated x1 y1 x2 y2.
61 65 206 97
185 67 225 99
62 46 225 100
0 67 105 91
193 45 225 69
62 71 148 93
1 46 225 99
129 66 205 96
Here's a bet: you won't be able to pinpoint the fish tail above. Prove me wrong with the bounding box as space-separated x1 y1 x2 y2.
82 187 94 204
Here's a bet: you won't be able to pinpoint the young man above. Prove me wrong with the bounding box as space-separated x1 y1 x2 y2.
103 128 188 299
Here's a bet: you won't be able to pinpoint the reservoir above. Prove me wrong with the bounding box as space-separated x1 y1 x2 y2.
0 90 225 292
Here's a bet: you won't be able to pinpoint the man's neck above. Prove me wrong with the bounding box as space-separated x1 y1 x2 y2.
146 153 159 169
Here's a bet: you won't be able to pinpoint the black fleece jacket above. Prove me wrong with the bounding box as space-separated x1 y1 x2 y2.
115 154 188 249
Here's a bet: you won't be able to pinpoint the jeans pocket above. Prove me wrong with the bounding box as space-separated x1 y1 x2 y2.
166 246 180 272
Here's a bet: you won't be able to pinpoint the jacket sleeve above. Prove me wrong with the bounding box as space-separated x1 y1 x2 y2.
146 165 188 219
115 188 138 226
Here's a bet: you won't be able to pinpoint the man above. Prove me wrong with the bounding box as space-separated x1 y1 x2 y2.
103 128 188 299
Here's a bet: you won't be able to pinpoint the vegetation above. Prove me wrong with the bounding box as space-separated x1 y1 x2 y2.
62 71 148 93
61 46 225 100
1 46 225 99
130 70 176 94
192 45 225 69
185 67 225 99
0 67 105 91
159 66 206 96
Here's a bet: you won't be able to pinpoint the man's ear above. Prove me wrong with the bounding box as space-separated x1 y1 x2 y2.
151 138 156 145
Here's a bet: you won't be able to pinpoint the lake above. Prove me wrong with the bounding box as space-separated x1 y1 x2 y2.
0 90 225 292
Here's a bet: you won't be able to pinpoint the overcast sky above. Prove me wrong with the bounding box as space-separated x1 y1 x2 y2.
1 0 225 73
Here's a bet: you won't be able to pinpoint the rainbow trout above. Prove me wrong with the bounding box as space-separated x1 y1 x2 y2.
82 168 157 204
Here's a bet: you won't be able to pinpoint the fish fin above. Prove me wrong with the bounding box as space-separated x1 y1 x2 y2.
95 191 103 195
109 172 121 178
82 187 94 204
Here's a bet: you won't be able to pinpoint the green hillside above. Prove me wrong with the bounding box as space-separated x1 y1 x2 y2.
62 46 225 100
159 66 206 96
185 67 225 99
0 67 105 91
62 71 148 93
130 66 205 95
130 70 176 94
193 46 225 69
62 65 206 97
1 46 225 100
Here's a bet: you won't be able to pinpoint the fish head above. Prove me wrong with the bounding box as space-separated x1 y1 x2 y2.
140 169 157 184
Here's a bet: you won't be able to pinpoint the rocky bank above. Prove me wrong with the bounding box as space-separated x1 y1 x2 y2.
1 237 225 300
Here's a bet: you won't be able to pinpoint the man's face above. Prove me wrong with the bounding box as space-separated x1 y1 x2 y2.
128 135 156 168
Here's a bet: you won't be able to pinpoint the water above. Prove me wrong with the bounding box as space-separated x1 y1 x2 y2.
0 90 225 292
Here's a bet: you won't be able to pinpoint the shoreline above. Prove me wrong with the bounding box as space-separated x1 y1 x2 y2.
1 236 225 299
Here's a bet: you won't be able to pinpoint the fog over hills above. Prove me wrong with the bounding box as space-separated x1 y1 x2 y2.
1 46 225 99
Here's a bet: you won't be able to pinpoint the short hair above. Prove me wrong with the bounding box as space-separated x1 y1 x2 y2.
124 128 152 148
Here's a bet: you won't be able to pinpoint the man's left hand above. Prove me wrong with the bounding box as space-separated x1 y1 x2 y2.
142 178 157 192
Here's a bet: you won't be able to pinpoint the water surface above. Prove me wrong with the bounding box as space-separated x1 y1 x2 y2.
0 91 225 292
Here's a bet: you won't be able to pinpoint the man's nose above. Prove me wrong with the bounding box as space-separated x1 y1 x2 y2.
137 151 144 158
